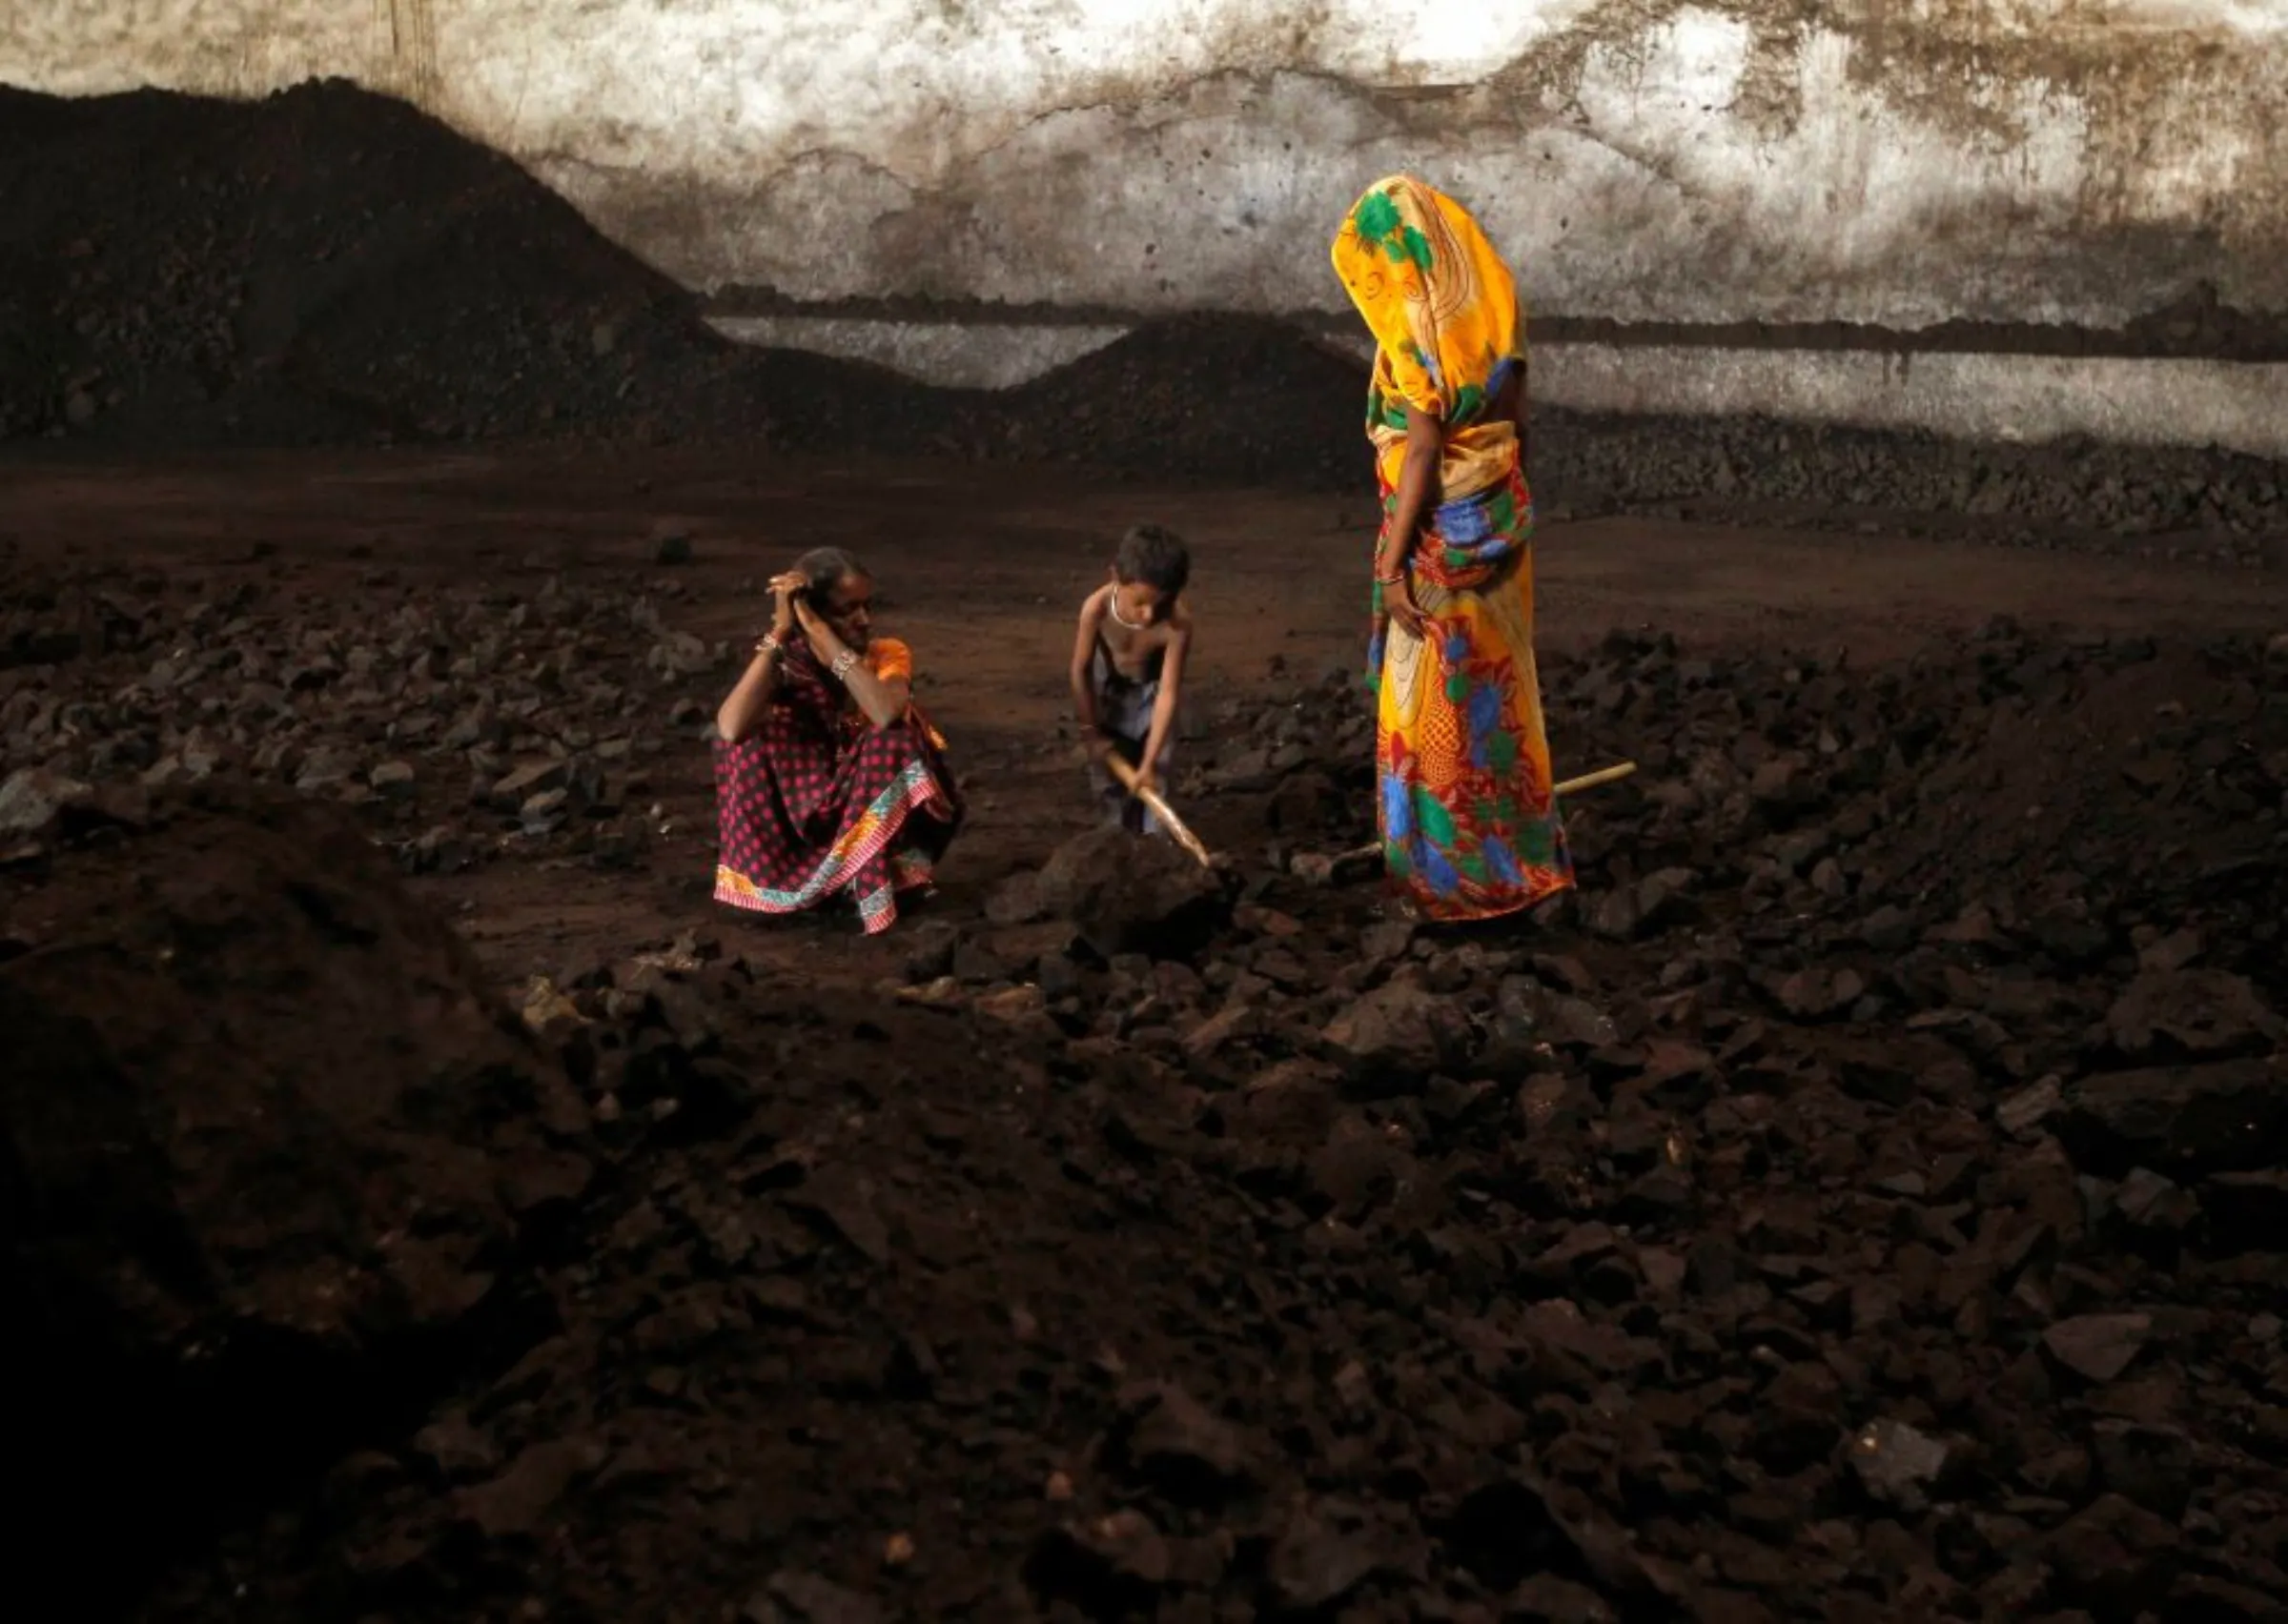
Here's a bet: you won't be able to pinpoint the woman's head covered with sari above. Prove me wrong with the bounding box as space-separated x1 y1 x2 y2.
1330 174 1525 500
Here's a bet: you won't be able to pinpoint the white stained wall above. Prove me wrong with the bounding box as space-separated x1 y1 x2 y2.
9 0 2288 334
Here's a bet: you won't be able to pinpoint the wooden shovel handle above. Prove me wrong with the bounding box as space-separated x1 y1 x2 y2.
1104 753 1216 869
1552 761 1637 797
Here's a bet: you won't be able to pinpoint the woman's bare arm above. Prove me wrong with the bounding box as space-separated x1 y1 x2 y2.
827 643 910 730
842 660 910 730
795 606 909 730
717 575 803 742
1378 406 1446 640
1381 403 1446 578
715 642 784 743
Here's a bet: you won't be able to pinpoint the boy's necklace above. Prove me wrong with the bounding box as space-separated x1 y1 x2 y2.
1107 593 1147 631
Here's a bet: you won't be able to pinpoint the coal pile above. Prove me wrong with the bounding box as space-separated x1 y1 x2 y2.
1541 409 2288 563
0 77 1340 484
0 80 956 450
980 315 1368 489
9 537 2288 1618
0 784 593 1614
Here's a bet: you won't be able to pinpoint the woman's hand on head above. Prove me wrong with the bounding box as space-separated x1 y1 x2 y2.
791 591 834 650
768 571 805 639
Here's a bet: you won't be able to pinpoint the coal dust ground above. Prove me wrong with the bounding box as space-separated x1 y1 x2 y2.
4 444 2288 1624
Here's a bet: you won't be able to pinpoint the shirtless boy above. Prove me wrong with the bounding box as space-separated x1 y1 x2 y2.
1069 523 1194 835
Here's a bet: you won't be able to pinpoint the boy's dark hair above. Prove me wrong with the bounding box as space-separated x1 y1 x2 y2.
1114 523 1191 597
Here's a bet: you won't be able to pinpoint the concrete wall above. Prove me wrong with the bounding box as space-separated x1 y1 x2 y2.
9 0 2288 451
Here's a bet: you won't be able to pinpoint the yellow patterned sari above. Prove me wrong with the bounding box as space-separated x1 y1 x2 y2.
1331 174 1574 921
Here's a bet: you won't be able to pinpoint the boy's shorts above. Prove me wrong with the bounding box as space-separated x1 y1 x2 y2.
1088 647 1171 837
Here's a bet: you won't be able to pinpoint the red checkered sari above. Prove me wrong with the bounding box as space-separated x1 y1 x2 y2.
712 635 962 934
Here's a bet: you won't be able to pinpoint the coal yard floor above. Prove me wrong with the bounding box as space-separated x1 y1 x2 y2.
6 441 2288 1624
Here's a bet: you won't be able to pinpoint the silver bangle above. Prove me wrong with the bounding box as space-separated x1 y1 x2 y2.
829 649 859 681
754 632 781 658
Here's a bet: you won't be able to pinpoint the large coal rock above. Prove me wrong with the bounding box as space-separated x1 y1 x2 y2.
1034 828 1232 960
1324 976 1467 1091
2058 1057 2288 1176
0 783 590 1605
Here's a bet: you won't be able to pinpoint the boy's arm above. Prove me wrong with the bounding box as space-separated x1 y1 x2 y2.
1069 590 1106 746
1136 619 1191 789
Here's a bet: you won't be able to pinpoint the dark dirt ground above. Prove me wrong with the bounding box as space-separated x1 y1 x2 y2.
6 442 2282 988
6 442 2288 1624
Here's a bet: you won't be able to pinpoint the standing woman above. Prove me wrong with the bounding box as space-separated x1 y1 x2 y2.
1330 173 1575 923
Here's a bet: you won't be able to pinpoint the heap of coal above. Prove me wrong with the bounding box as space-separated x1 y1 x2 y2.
984 315 1369 489
0 785 592 1614
6 518 2287 1618
8 79 2288 547
0 80 956 453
